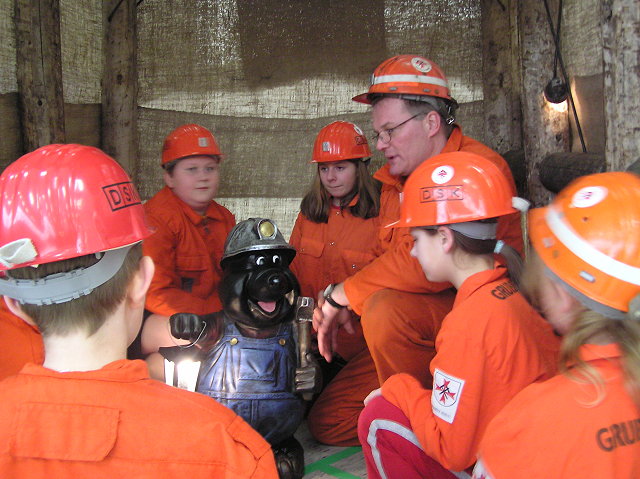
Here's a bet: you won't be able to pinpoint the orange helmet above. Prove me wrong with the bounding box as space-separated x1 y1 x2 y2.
529 172 640 316
0 144 154 304
353 55 454 104
394 152 520 235
162 123 222 166
312 121 371 163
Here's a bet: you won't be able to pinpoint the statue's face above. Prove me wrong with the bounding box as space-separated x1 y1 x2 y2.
219 250 299 330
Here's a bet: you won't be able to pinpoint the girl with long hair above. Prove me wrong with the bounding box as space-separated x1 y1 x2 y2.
289 120 382 446
474 171 640 478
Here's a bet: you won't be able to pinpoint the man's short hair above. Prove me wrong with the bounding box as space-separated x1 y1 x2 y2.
371 94 457 136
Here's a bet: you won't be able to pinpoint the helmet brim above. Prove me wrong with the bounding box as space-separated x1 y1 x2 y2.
352 93 372 104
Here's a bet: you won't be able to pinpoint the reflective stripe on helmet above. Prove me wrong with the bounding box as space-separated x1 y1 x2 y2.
546 205 640 286
372 74 449 88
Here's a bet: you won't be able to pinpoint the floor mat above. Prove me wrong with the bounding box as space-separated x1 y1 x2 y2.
296 421 365 478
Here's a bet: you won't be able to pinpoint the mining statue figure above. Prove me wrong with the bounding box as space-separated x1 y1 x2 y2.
160 218 321 479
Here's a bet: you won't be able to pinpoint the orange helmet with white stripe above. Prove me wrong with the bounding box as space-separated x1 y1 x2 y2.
529 171 640 317
352 55 454 104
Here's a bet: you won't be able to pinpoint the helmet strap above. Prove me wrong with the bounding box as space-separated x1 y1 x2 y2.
448 221 497 240
0 245 135 305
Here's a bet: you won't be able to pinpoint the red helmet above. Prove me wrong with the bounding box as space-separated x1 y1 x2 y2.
529 172 640 315
0 144 153 271
312 121 371 163
162 124 222 166
353 55 453 104
394 151 519 230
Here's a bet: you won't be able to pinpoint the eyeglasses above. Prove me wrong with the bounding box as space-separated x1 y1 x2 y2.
371 113 425 144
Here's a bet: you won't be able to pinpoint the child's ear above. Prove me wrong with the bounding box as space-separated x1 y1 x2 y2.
439 226 455 253
4 296 37 327
163 169 174 188
128 256 155 308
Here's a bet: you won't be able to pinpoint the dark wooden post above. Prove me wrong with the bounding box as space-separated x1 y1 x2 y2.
518 0 569 206
481 0 523 155
102 0 138 177
14 0 65 152
602 0 640 171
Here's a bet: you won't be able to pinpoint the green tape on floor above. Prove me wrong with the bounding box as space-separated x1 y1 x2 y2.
304 446 363 478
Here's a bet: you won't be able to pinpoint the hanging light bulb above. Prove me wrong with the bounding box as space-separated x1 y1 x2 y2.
544 77 568 104
544 77 568 112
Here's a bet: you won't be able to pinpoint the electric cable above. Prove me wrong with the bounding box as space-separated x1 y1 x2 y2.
542 0 588 153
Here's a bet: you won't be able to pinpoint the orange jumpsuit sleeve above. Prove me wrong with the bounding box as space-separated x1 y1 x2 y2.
0 302 44 380
143 215 211 315
381 331 489 471
344 233 451 314
288 213 308 289
343 184 451 314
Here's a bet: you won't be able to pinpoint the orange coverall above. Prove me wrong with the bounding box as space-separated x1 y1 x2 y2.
358 265 559 476
289 201 383 446
343 126 523 385
0 359 277 478
143 186 235 316
474 343 640 479
0 301 43 381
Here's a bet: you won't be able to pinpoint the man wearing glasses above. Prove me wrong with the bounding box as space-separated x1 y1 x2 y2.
314 55 523 399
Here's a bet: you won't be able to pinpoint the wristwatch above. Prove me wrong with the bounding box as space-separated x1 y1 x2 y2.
323 283 346 309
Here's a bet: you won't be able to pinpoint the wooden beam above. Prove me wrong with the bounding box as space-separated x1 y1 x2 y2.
539 152 606 193
14 0 65 152
601 0 640 171
481 0 523 155
518 0 569 206
102 0 138 178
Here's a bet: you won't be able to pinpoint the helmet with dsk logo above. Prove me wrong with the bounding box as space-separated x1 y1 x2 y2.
529 172 640 318
0 144 153 304
394 151 524 234
311 121 371 163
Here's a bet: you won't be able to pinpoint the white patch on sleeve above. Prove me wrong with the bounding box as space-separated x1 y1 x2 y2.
431 368 465 424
